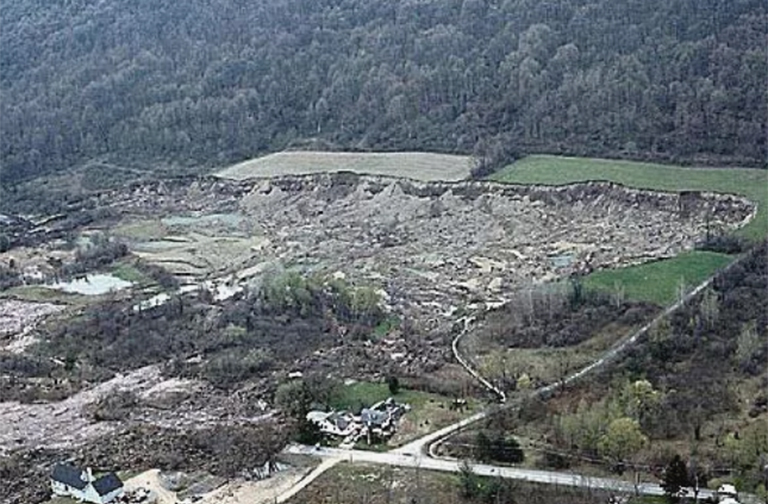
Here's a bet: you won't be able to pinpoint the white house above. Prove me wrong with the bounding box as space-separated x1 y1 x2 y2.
306 411 358 437
716 484 740 504
51 463 124 504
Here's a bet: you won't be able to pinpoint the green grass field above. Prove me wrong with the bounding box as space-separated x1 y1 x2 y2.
583 250 733 306
110 261 153 285
492 155 767 240
330 381 460 412
492 155 766 306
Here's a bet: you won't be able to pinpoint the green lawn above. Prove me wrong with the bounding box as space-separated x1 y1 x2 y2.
491 155 768 241
111 261 153 285
583 250 733 306
491 155 766 305
329 381 477 447
330 381 455 412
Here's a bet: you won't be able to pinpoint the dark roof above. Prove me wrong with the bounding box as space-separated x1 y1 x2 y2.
51 463 88 490
92 473 123 496
361 408 389 426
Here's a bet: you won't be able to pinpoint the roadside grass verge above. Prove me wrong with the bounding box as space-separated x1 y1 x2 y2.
283 462 617 504
583 250 733 306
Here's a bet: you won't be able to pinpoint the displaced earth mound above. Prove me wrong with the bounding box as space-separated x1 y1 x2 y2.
113 173 754 324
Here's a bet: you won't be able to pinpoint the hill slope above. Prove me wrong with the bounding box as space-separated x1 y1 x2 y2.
1 0 766 185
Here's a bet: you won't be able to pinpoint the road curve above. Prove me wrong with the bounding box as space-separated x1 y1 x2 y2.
454 256 746 402
451 315 507 402
392 410 488 456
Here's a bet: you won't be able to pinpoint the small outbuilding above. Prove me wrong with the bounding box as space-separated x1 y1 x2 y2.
50 463 124 504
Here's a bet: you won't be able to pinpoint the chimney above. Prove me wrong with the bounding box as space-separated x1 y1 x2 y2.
86 467 94 482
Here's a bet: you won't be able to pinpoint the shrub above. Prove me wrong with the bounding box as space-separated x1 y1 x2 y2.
0 233 10 253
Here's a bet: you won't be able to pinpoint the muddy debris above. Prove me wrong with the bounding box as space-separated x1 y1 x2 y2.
106 174 755 324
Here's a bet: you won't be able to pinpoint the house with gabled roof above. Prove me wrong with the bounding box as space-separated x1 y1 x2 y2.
50 463 124 503
307 410 358 437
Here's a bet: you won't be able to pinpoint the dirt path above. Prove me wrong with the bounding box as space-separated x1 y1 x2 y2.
123 469 178 504
274 457 341 503
197 466 318 504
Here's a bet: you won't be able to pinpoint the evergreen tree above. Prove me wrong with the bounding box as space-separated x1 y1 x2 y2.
662 454 690 503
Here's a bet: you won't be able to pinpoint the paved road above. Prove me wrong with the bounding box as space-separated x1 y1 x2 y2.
276 457 341 503
284 444 717 500
455 257 743 403
392 410 487 456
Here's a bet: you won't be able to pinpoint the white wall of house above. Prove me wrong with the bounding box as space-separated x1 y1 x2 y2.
50 480 123 504
96 487 124 503
83 485 124 504
82 486 98 503
51 481 88 501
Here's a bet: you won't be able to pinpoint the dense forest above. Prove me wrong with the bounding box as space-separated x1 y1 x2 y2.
1 0 766 185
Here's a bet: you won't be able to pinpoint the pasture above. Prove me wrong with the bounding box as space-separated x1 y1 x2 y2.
582 250 733 306
215 151 473 182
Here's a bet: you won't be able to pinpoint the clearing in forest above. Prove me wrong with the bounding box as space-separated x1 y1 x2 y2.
215 151 473 182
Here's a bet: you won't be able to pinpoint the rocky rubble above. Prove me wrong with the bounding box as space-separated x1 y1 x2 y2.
0 365 272 456
235 175 753 321
105 174 754 325
0 299 64 353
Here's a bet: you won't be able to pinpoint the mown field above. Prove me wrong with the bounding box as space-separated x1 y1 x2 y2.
215 151 473 182
492 155 767 305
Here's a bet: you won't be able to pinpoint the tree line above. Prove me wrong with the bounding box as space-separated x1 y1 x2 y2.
1 0 765 187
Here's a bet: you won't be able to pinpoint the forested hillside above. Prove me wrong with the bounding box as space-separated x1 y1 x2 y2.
1 0 766 184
